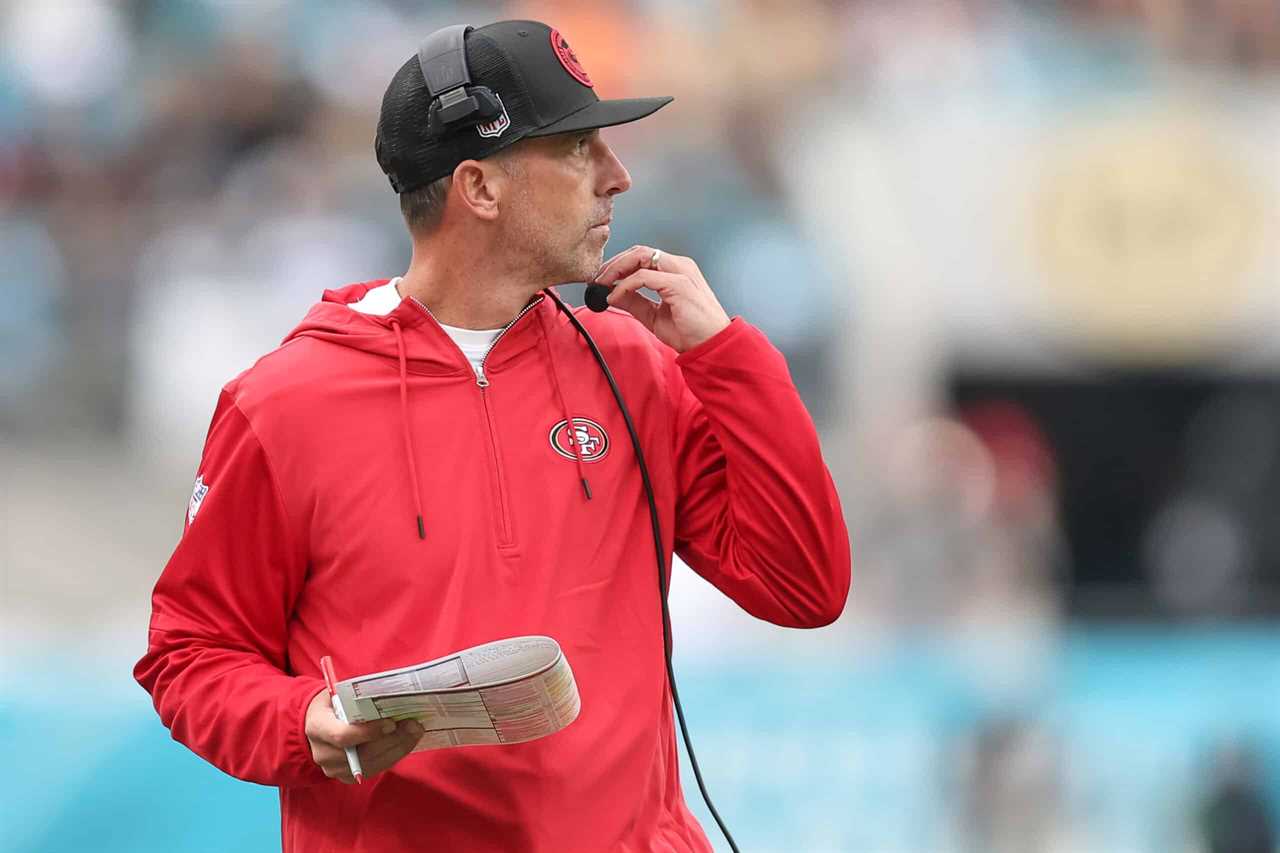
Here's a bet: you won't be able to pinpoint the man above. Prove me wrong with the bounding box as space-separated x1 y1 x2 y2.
135 19 850 853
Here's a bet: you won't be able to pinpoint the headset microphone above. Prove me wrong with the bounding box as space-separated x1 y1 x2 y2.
583 283 612 313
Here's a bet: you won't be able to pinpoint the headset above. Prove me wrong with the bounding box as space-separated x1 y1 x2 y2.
417 25 741 853
417 25 505 133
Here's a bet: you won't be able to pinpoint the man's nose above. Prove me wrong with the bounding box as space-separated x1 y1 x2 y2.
596 140 632 196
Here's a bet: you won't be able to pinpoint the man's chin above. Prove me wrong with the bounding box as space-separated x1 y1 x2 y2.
553 251 605 286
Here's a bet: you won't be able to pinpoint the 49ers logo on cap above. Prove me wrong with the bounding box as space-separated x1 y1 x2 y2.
550 29 593 88
549 417 609 462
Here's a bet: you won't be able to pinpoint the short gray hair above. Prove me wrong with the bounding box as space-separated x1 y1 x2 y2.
397 147 525 235
399 174 452 234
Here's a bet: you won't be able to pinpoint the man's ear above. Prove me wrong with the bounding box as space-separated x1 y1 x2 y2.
451 159 505 222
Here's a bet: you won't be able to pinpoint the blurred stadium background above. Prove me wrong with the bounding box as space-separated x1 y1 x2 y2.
2 0 1279 851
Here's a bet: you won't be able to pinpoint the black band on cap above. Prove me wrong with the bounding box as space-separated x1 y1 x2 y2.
417 25 473 97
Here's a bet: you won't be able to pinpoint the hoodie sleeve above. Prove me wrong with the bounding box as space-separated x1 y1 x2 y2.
669 317 851 627
133 388 329 788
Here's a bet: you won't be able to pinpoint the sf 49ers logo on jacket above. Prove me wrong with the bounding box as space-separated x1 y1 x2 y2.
549 418 609 462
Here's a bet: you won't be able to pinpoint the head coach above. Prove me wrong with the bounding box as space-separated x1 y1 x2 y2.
135 19 850 853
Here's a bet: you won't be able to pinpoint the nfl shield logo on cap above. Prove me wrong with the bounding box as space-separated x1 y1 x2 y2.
475 93 511 138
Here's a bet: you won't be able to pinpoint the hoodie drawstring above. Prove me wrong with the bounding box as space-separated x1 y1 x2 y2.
538 310 592 502
389 318 427 539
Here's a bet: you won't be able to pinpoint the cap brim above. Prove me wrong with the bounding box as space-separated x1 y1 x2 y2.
525 96 674 137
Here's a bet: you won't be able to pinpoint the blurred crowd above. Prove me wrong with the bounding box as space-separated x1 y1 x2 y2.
3 0 1278 438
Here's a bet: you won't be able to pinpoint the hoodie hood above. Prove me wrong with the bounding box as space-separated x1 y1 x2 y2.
281 279 594 539
283 279 548 376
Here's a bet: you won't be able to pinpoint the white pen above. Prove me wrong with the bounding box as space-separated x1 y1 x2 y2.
320 655 364 784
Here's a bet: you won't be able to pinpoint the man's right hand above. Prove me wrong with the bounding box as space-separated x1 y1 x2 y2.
304 689 425 784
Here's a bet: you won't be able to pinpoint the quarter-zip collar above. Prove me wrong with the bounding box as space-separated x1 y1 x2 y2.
283 280 586 540
408 293 544 387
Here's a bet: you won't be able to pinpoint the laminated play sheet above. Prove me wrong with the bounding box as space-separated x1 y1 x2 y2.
332 636 581 752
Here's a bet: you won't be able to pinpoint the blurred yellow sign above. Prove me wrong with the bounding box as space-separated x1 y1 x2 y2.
1034 108 1263 361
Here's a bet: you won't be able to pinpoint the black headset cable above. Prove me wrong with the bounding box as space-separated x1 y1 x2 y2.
546 288 741 853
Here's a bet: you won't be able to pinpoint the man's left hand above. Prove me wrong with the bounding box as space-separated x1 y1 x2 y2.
591 245 731 353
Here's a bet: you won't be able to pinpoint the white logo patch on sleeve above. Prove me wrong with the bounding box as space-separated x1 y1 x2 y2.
188 474 209 525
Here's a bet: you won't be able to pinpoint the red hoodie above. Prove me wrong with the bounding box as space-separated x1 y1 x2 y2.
134 281 850 852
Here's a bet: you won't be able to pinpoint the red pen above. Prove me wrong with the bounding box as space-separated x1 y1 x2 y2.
320 655 364 784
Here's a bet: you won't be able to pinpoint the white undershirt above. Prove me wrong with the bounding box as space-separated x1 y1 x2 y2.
351 278 502 381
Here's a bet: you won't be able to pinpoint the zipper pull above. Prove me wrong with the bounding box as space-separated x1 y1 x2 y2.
476 373 490 388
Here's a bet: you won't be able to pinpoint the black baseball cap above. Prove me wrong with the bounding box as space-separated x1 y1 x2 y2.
376 20 673 194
